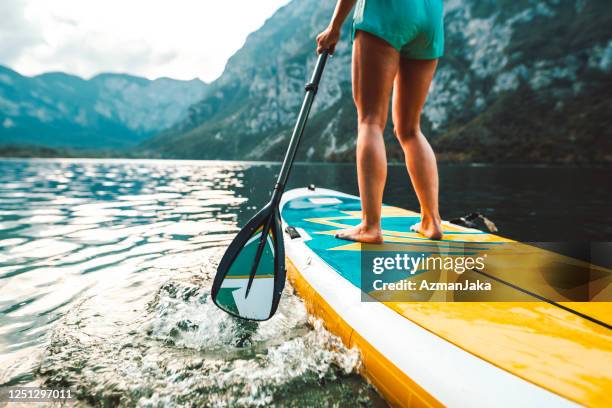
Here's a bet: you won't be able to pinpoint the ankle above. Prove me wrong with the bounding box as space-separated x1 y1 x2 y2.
421 213 441 225
361 222 381 232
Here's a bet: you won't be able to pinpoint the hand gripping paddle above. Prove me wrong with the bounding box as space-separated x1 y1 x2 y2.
212 50 329 320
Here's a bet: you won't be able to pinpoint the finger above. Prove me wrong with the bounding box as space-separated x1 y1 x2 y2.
316 38 324 54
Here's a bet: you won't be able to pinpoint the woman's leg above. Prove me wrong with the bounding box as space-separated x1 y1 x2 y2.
336 31 399 243
392 58 443 239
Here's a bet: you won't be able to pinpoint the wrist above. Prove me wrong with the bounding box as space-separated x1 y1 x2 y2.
328 22 341 34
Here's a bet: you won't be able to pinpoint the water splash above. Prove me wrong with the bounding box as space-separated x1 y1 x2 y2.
38 260 369 407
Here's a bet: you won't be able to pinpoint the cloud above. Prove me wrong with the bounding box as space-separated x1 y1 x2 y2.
0 0 290 81
0 0 44 61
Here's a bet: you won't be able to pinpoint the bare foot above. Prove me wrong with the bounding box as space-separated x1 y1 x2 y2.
335 223 383 244
410 216 443 240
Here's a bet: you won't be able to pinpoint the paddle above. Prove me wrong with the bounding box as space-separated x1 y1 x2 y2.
212 50 330 320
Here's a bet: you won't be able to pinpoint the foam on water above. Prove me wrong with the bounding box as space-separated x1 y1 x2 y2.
37 250 369 407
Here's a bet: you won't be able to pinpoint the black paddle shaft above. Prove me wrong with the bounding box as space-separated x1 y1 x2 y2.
244 50 329 298
270 50 329 206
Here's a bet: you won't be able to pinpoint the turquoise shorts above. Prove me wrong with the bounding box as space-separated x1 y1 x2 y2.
352 0 444 59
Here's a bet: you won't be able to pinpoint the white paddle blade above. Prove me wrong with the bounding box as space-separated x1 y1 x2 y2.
212 207 285 321
214 227 275 319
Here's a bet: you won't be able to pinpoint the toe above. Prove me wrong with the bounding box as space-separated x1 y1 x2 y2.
336 232 356 242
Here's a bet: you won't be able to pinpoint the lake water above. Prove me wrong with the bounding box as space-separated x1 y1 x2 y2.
0 158 610 406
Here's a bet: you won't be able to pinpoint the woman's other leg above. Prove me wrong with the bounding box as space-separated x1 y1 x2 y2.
336 30 399 243
392 58 443 239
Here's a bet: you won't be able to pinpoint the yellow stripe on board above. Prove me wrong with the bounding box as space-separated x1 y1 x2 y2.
305 212 512 245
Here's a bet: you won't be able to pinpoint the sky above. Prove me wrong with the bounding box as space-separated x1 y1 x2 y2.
0 0 290 82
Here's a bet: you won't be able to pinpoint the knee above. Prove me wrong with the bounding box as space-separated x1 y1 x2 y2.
393 125 421 147
357 115 386 134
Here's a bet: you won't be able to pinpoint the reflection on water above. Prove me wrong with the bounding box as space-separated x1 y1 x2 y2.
0 159 379 407
0 158 609 406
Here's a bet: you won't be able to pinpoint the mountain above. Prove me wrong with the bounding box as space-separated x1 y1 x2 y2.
0 67 207 149
145 0 612 164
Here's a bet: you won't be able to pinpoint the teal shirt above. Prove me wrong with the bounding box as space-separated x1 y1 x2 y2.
352 0 444 59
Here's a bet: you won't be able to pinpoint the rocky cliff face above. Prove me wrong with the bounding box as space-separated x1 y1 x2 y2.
149 0 611 164
0 68 207 149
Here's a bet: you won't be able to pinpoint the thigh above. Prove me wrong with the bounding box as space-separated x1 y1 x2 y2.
392 58 438 136
352 31 399 128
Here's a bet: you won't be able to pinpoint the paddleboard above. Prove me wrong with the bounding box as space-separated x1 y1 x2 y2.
280 187 611 408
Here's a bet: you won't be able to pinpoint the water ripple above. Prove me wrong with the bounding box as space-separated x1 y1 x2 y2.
0 159 377 407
